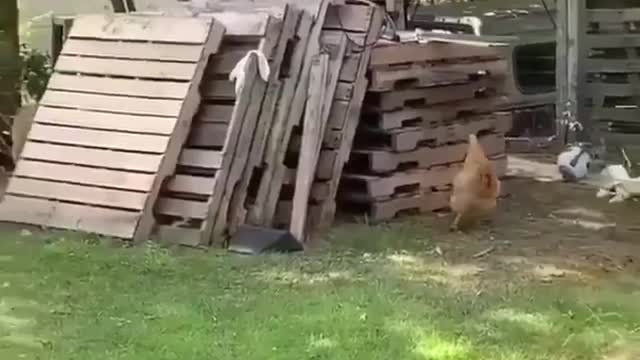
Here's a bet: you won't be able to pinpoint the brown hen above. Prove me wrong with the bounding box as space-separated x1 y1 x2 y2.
449 134 501 231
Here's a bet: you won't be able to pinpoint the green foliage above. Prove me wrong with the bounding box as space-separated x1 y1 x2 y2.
19 43 52 102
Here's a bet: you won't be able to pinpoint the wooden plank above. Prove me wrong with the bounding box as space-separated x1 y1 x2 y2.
20 142 162 172
370 42 501 67
178 149 223 169
8 178 147 210
55 55 196 81
591 107 640 122
61 38 204 62
178 149 224 169
156 198 208 219
324 4 373 32
165 175 215 196
556 0 570 126
588 9 640 23
201 80 237 100
0 195 139 238
587 82 640 97
28 124 169 153
197 104 235 123
586 34 640 48
40 90 181 117
14 160 155 192
187 123 227 148
47 73 190 99
290 54 329 242
69 14 214 44
35 107 177 135
587 59 640 73
204 12 272 38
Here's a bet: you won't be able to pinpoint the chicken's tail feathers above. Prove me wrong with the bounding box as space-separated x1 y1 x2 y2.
464 133 488 166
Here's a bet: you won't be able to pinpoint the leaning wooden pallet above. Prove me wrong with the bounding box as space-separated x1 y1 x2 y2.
224 5 310 238
153 12 282 247
246 0 336 227
185 1 333 237
263 26 348 237
278 2 385 235
210 6 302 243
0 14 224 241
311 2 386 230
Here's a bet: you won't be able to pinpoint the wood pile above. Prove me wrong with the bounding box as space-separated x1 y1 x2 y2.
335 34 512 221
0 2 519 245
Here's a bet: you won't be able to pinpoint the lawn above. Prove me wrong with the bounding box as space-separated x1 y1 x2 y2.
1 223 639 360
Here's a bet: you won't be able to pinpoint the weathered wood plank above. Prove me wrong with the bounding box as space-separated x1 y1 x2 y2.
8 178 147 211
35 107 177 135
61 38 204 62
14 160 155 192
28 124 169 153
290 54 329 242
69 14 215 44
40 90 182 117
55 55 196 81
20 142 162 172
47 73 190 99
0 195 139 238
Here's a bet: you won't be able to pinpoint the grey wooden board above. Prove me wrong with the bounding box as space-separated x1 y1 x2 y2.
246 0 330 226
227 8 306 235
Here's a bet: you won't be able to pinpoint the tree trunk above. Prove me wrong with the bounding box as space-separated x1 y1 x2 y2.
0 0 20 116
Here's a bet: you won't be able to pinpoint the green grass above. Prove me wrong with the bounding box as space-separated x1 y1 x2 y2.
0 228 639 360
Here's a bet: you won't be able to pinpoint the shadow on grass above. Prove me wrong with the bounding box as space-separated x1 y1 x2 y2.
0 232 639 359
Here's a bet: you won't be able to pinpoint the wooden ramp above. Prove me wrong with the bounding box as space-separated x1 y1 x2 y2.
0 14 224 241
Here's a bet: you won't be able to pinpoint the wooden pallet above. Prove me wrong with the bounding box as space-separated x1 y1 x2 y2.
355 111 513 152
224 7 308 239
310 2 386 230
153 11 285 247
0 14 223 241
338 155 508 221
370 38 505 68
347 132 505 174
361 96 510 131
246 0 334 227
368 58 508 93
364 77 503 112
254 2 384 234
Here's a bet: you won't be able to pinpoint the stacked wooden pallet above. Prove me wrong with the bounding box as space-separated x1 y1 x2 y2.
336 36 512 221
0 14 225 241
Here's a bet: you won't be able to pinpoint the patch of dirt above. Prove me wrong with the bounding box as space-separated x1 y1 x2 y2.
428 155 640 279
